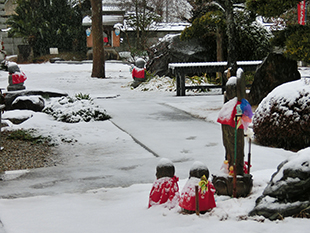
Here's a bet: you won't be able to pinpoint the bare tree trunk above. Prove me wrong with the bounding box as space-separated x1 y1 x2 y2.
216 25 224 79
135 0 141 49
165 0 168 22
225 0 237 76
91 0 105 78
141 0 147 50
216 25 224 62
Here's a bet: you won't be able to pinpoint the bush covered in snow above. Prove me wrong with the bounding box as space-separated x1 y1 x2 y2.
253 79 310 150
43 95 110 123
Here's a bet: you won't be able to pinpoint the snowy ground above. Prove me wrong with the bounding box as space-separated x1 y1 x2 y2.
0 61 309 233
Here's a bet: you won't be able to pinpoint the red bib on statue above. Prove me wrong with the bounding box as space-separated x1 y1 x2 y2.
148 176 180 209
179 177 216 212
12 72 27 84
132 67 145 79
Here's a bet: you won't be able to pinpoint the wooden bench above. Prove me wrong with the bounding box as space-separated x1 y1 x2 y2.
168 61 262 96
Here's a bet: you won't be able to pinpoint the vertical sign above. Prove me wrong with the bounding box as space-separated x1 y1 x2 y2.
298 1 306 25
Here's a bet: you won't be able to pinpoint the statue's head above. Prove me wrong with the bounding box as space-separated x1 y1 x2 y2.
8 62 20 74
156 158 175 179
189 161 209 179
135 58 145 68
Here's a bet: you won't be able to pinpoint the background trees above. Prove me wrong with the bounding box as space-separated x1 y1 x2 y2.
247 0 310 63
246 0 302 18
182 0 271 66
7 0 309 65
118 0 191 51
7 0 85 57
119 0 161 50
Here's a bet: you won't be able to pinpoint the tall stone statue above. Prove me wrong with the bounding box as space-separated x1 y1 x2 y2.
213 68 252 197
222 68 245 176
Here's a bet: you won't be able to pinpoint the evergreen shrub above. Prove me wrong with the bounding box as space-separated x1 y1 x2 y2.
253 80 310 150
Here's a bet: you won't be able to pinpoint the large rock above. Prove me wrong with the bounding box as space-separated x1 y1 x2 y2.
4 90 68 111
2 110 34 124
249 53 300 106
11 95 45 112
249 148 310 220
147 34 212 77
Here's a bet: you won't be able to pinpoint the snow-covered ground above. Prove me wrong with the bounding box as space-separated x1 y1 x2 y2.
0 61 309 233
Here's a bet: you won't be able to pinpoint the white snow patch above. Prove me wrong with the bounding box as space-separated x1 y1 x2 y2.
190 161 208 171
157 158 174 167
1 170 29 181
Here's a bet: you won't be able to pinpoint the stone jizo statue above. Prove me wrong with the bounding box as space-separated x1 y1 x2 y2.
7 62 27 91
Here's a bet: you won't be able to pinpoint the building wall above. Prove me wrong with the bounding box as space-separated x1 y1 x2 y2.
0 0 24 56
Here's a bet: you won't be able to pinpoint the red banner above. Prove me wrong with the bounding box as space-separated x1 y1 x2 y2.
298 1 306 25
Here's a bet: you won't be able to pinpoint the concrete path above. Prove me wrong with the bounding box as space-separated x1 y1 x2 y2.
0 62 225 198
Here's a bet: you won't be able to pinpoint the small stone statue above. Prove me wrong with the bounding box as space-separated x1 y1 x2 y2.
131 58 146 88
179 161 216 214
148 158 180 209
7 62 27 91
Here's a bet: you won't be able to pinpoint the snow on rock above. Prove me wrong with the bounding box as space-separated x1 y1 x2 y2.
2 110 34 120
10 95 45 112
2 110 34 124
250 148 310 220
12 96 42 105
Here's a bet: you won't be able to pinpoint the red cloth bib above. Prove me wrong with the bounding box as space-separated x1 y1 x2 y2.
148 176 180 209
217 97 244 129
179 178 216 212
132 67 145 79
12 72 27 84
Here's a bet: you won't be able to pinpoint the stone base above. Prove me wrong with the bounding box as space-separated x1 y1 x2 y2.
212 174 253 198
7 85 26 91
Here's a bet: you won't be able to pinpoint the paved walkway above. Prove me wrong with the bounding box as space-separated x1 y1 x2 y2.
0 62 224 198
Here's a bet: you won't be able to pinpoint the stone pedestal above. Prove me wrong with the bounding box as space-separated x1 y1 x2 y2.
7 73 26 91
7 83 25 91
212 174 253 198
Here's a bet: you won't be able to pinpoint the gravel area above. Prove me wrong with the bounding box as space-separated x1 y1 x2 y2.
0 130 58 174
